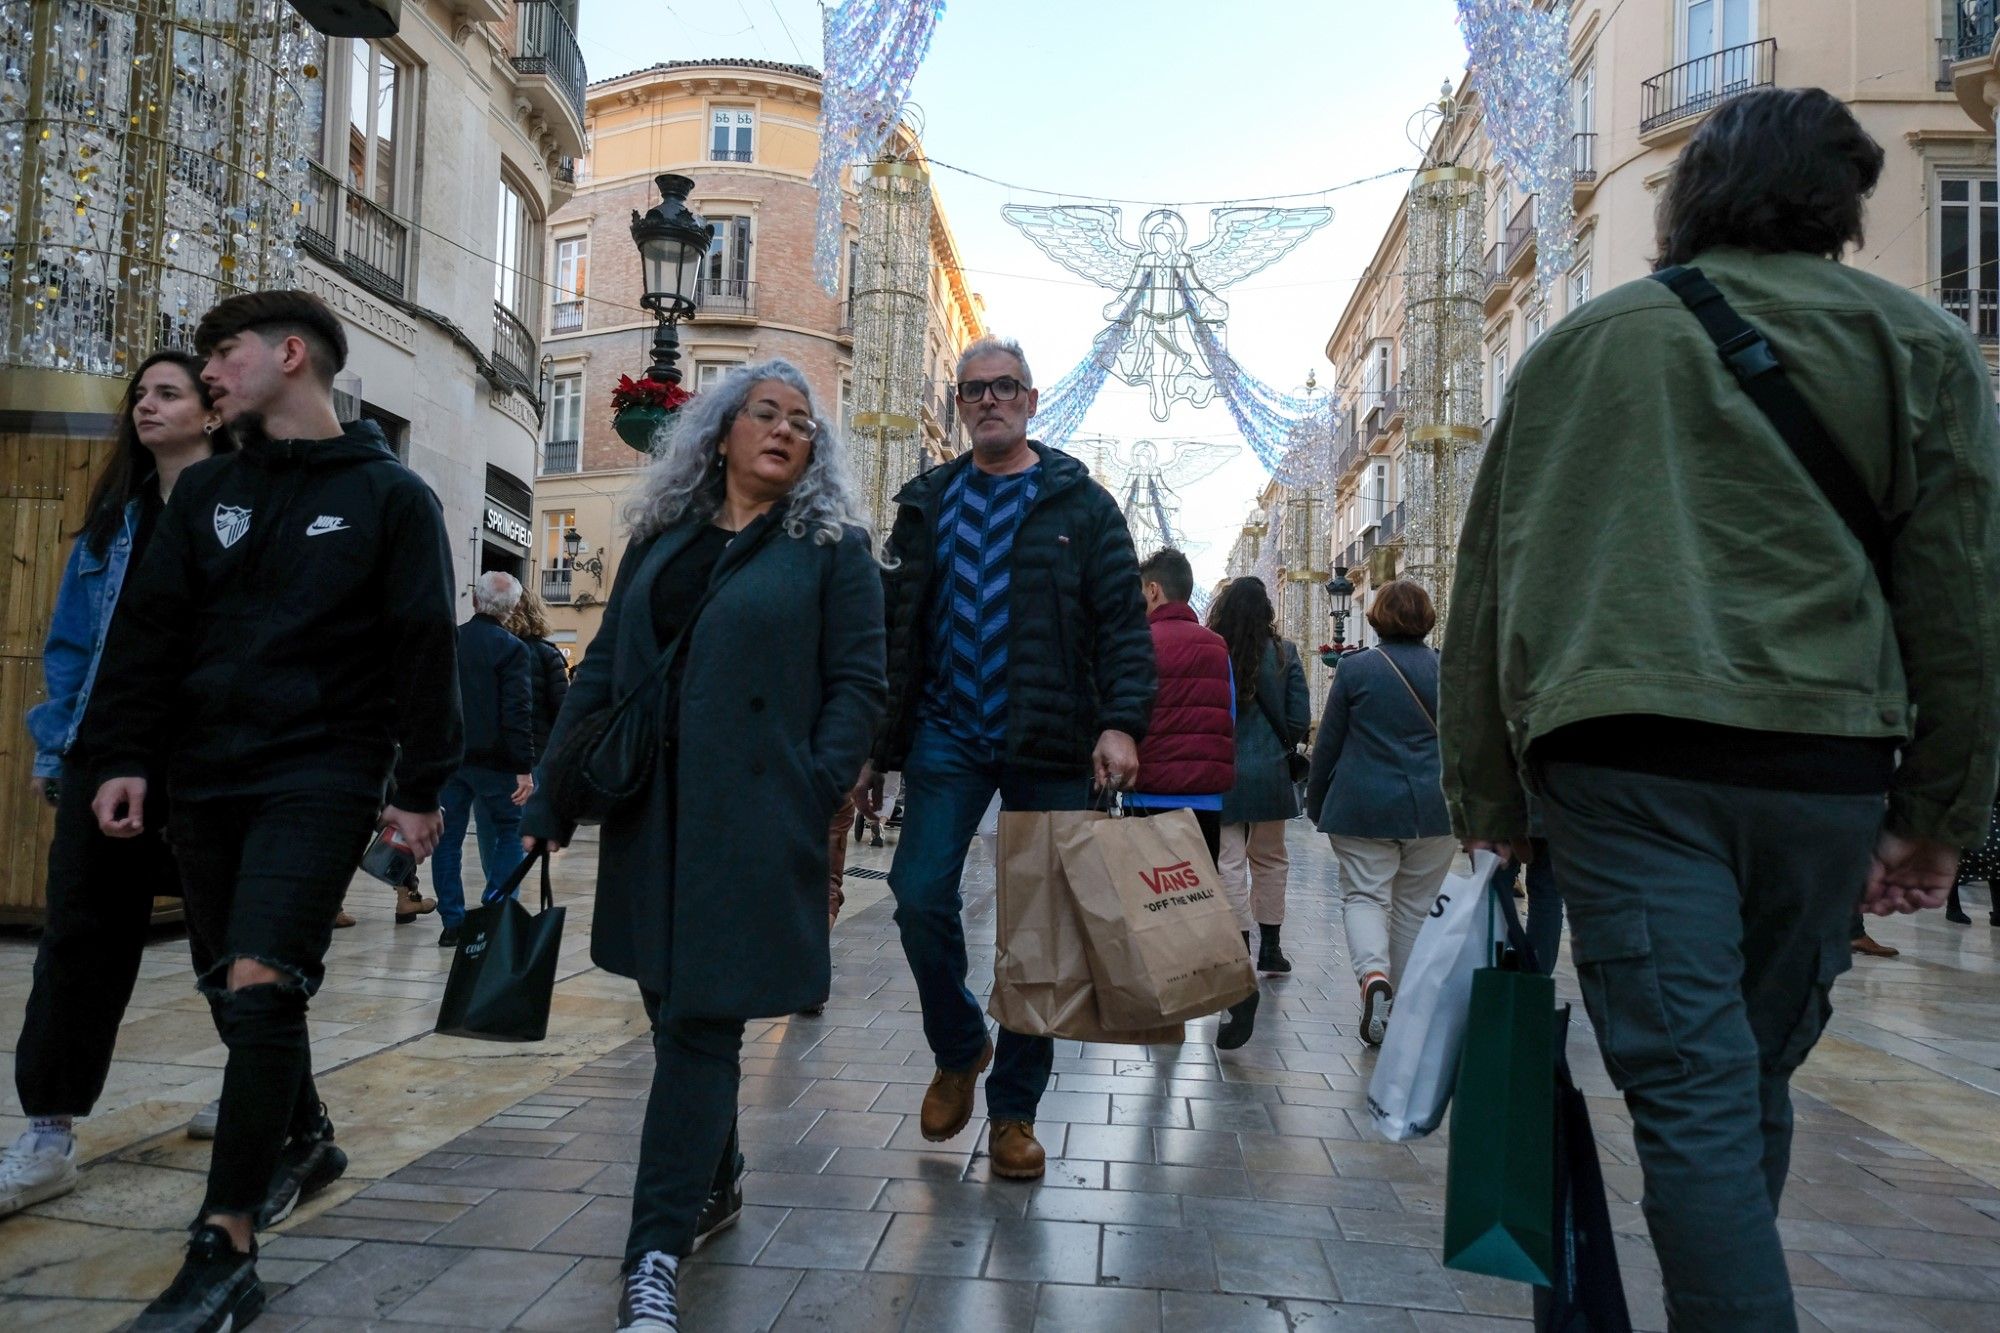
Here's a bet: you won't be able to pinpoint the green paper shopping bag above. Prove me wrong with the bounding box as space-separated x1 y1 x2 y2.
1442 876 1556 1286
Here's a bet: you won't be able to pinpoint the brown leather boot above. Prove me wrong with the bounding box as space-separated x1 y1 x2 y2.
331 909 356 929
989 1120 1045 1180
919 1040 992 1141
395 882 437 924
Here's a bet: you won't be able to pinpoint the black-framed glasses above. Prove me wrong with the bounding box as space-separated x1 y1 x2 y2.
956 376 1024 403
745 404 823 443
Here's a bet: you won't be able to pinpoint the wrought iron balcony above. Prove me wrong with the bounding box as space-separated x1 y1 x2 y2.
1362 388 1400 445
1485 241 1510 291
555 157 576 186
1571 132 1597 183
1939 288 1999 341
513 1 587 139
300 162 340 263
550 300 583 334
492 302 538 390
541 567 573 604
709 147 754 163
542 439 579 474
300 162 412 300
1505 196 1537 271
1959 1 1998 61
1641 38 1776 133
1379 500 1406 544
696 276 756 319
838 299 854 337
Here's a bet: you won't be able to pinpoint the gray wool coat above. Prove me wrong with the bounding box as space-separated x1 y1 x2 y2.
521 512 886 1019
1219 639 1310 825
1304 638 1452 840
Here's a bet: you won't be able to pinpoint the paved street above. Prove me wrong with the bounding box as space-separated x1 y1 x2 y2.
4 824 2000 1330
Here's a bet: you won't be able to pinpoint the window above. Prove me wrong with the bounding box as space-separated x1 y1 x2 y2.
544 375 581 474
840 378 855 439
1370 462 1389 523
1572 58 1596 134
1527 306 1547 344
1362 339 1392 403
494 178 541 318
342 39 409 212
1680 0 1753 63
704 216 752 300
1939 176 1999 340
710 107 754 162
541 509 576 604
1489 343 1510 418
695 361 744 393
552 236 587 332
1568 249 1593 312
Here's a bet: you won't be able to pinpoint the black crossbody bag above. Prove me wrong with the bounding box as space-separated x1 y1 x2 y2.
1650 265 1902 596
542 519 779 824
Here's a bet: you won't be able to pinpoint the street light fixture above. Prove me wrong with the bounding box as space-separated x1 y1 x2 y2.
1326 564 1355 654
629 173 711 384
562 527 606 588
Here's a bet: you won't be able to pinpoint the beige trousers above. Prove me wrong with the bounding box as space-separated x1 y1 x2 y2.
1217 821 1292 931
1327 834 1459 989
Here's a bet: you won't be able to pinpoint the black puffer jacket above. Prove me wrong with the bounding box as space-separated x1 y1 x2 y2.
874 442 1156 774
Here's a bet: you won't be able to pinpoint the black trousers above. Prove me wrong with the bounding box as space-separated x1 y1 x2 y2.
168 789 379 1215
628 987 744 1265
1126 804 1225 866
13 760 201 1118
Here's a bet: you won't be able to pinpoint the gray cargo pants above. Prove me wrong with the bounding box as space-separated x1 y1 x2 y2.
1537 762 1883 1333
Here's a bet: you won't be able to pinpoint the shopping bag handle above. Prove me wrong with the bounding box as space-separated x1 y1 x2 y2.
1482 862 1542 974
483 846 554 911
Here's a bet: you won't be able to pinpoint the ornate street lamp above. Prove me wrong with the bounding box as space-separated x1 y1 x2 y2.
1326 565 1355 653
562 527 606 588
629 174 711 384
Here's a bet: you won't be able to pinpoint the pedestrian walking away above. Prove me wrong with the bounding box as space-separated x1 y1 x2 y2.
432 570 536 946
860 335 1156 1184
1304 579 1457 1048
1207 576 1311 978
2 351 236 1222
79 289 464 1333
521 360 885 1333
1441 89 2000 1333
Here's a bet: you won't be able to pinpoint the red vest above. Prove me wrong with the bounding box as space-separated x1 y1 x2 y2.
1135 603 1236 795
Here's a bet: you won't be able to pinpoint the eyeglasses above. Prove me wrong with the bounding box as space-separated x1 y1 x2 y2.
745 404 823 442
956 377 1025 403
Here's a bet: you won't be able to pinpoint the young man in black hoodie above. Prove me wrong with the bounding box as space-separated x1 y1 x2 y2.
84 290 463 1333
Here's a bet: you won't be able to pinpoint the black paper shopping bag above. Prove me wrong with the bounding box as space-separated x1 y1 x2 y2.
435 848 565 1042
1535 1005 1633 1333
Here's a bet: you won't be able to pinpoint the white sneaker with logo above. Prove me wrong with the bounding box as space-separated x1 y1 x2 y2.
0 1130 79 1218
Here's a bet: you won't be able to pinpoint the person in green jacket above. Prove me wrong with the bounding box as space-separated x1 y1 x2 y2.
1442 88 2000 1333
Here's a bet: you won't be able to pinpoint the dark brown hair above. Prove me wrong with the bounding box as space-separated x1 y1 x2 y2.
1138 547 1195 603
194 288 348 384
1206 575 1278 704
81 350 238 556
1366 579 1436 640
1654 87 1884 268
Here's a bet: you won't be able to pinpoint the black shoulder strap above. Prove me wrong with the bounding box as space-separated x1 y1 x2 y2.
1650 265 1895 596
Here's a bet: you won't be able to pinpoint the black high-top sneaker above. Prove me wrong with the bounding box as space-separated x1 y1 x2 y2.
256 1103 347 1228
1257 923 1293 975
617 1251 681 1331
131 1223 263 1331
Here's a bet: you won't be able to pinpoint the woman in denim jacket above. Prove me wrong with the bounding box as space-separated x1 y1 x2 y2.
2 350 234 1219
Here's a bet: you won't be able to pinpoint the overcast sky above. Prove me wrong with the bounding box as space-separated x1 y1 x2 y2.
576 1 1472 585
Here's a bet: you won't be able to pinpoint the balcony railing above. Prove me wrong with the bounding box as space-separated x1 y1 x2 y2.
838 299 854 336
513 1 587 128
697 276 756 318
541 567 573 604
1362 388 1399 445
1505 196 1537 263
492 302 538 389
1641 38 1777 132
555 156 576 186
301 162 412 299
709 147 754 163
542 438 579 474
550 300 583 334
1959 1 1998 61
1571 131 1597 182
1485 241 1509 289
301 162 340 262
1380 500 1406 544
1940 288 2000 341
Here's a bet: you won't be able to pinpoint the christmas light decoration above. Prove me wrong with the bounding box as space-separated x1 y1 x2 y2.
811 0 946 294
848 157 933 534
1456 0 1575 298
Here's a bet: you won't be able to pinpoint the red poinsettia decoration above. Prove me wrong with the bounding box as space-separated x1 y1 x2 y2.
610 374 693 415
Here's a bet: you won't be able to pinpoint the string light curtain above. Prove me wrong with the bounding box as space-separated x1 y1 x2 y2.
0 0 315 376
849 157 932 534
1456 0 1575 298
812 0 946 294
1027 289 1139 449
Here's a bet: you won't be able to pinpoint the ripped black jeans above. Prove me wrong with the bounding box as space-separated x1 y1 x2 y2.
169 790 379 1217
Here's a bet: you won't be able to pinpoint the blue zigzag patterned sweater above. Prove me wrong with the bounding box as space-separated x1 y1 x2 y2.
920 463 1042 743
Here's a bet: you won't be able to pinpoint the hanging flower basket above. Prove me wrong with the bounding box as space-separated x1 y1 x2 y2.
1318 643 1344 668
611 375 693 453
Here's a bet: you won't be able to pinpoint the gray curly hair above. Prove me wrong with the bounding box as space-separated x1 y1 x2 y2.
620 359 875 551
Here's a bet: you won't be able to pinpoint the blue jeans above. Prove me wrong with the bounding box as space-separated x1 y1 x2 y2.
889 723 1088 1123
433 765 527 928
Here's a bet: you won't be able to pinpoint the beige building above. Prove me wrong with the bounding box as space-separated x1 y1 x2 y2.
530 58 985 664
1311 0 1998 644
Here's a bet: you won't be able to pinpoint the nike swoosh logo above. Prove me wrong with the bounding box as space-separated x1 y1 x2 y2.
306 516 349 536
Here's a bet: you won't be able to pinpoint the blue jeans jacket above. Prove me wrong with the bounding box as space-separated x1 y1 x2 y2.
25 501 139 779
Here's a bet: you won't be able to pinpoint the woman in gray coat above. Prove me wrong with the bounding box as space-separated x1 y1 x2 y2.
1209 577 1310 973
1303 579 1454 1047
522 361 886 1333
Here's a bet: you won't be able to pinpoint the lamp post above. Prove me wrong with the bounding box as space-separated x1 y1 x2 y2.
629 174 712 384
562 527 606 589
1326 565 1355 654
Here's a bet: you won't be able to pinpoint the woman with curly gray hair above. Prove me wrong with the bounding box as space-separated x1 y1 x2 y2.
521 360 886 1332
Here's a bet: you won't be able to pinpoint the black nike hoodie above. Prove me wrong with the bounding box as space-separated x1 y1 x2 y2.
81 419 464 809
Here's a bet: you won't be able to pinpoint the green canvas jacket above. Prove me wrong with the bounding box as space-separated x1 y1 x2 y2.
1440 246 2000 847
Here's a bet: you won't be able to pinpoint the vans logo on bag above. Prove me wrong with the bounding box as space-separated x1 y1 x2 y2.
214 504 251 549
1139 860 1202 895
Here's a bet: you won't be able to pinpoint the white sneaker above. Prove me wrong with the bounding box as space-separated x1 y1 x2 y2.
186 1099 220 1140
0 1130 79 1219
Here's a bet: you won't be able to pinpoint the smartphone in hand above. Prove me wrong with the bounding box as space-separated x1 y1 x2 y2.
359 824 417 886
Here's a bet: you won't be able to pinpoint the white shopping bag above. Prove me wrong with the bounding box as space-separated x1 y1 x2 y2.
1366 851 1500 1142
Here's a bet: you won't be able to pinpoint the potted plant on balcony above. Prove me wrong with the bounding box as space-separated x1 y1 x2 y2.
611 374 692 452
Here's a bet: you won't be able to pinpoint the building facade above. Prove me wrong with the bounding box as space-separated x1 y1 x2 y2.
531 58 985 663
1314 0 1998 646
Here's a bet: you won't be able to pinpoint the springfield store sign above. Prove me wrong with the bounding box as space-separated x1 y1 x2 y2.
485 504 531 551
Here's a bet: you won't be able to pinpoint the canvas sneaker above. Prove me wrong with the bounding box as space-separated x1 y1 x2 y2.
129 1223 263 1332
691 1153 744 1252
0 1129 78 1218
616 1251 680 1331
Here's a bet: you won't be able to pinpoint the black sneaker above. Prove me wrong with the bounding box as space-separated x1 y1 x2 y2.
1216 987 1260 1050
691 1155 744 1251
438 926 461 948
255 1107 347 1229
617 1251 681 1331
130 1223 263 1331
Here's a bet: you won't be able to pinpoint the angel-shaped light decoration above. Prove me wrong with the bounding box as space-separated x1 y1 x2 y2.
1065 437 1240 557
1005 204 1332 421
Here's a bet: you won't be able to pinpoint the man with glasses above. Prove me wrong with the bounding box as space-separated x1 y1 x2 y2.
856 336 1155 1180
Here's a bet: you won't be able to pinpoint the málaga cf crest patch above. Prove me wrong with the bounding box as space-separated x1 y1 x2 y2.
214 504 252 549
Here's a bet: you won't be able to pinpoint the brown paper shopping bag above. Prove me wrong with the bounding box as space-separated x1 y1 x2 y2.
988 810 1182 1045
1056 808 1257 1030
